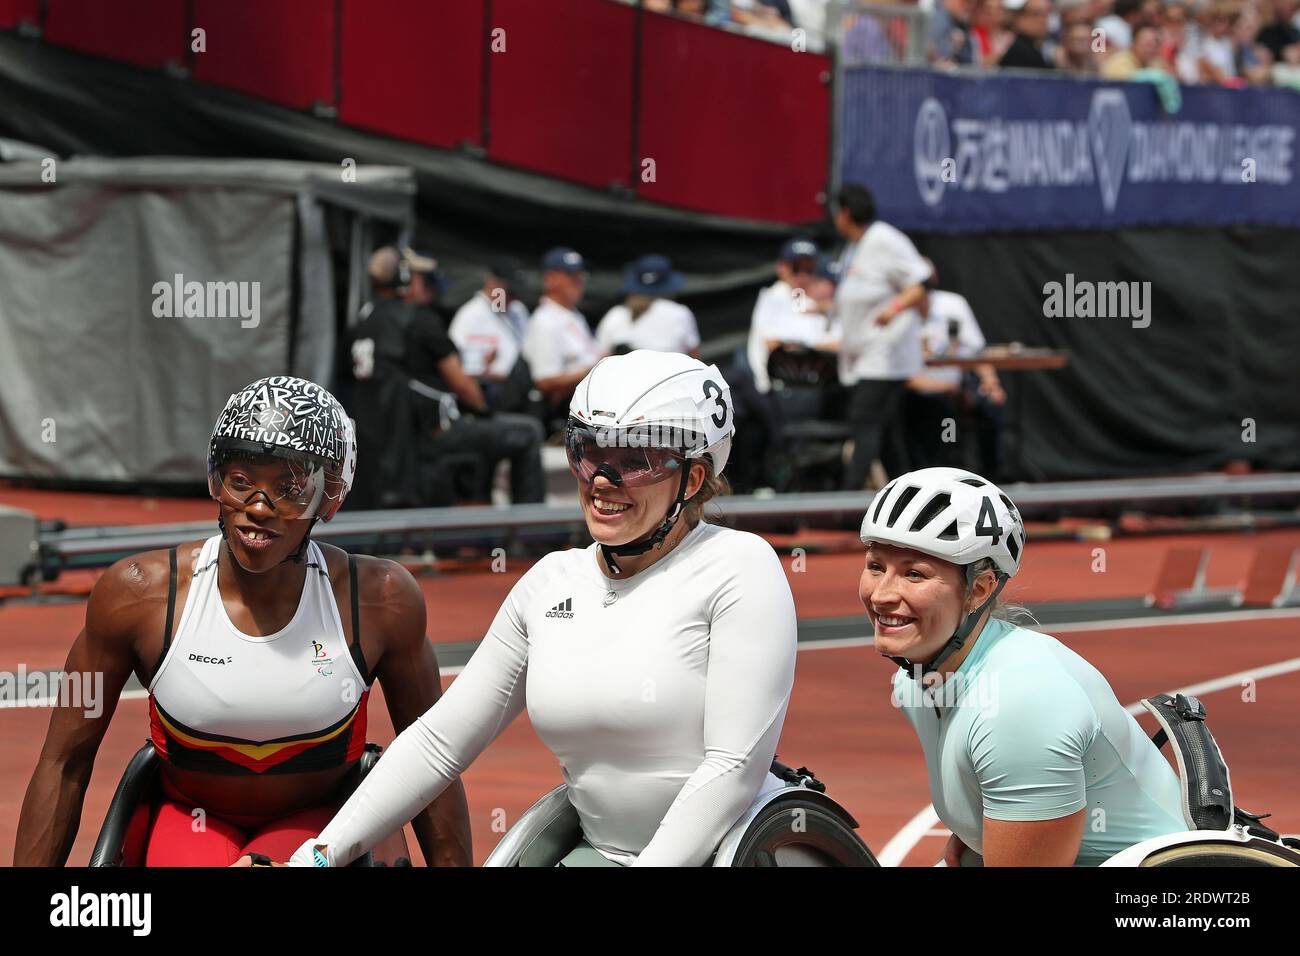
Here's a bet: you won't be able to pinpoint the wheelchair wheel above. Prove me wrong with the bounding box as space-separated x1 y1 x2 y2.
720 793 879 867
1139 840 1300 867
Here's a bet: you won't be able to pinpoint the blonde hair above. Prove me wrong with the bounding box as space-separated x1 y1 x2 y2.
966 557 1037 626
682 455 729 529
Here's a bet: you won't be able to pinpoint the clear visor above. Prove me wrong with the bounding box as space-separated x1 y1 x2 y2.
564 423 696 489
207 454 330 520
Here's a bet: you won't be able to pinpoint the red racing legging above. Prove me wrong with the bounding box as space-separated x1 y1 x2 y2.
120 781 339 867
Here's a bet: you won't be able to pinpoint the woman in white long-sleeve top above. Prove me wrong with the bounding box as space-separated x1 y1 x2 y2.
290 349 798 867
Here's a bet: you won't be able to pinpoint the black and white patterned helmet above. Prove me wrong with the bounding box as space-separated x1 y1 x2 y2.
208 376 356 521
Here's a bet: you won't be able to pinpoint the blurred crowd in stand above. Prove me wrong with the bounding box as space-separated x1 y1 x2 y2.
631 0 1300 89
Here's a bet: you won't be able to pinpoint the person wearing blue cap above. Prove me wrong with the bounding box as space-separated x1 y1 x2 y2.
522 247 604 413
595 254 700 358
746 238 841 395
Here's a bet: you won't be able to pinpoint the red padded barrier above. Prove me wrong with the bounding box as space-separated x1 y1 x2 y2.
487 0 635 191
0 0 39 30
43 0 186 68
190 0 335 110
339 0 484 149
636 13 830 223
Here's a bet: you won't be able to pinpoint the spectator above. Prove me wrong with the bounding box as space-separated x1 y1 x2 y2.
449 258 529 382
904 264 1006 476
645 0 708 14
1058 14 1103 71
832 183 932 492
1234 3 1273 83
1097 0 1144 48
999 0 1057 68
1257 0 1300 63
930 0 976 63
845 7 897 63
1179 0 1240 83
961 0 1012 64
1161 1 1193 68
747 238 839 395
788 0 833 50
595 254 700 357
404 264 547 506
731 0 795 35
1102 19 1172 75
522 246 604 414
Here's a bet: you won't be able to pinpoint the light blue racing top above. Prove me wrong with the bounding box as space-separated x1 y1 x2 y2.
892 618 1186 866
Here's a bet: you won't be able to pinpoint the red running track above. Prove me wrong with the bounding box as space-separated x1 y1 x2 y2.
2 481 1298 866
2 614 1297 866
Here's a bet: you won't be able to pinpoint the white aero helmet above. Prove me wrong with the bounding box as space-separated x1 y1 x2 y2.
859 466 1024 578
567 350 734 573
568 349 734 477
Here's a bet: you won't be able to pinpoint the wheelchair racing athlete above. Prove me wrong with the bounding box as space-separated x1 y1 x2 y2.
859 467 1188 866
14 376 471 866
286 350 799 867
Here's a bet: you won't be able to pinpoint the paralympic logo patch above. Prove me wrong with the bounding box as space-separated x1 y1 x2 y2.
311 640 335 677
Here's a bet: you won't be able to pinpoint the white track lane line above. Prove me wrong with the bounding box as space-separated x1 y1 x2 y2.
882 654 1300 867
878 805 941 867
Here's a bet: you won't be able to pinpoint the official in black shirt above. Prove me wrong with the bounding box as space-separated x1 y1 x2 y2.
346 247 423 509
400 250 546 505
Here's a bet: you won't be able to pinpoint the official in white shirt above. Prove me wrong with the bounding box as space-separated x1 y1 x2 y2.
832 183 933 491
522 246 605 411
449 257 531 381
905 266 1006 475
747 238 841 394
595 255 700 357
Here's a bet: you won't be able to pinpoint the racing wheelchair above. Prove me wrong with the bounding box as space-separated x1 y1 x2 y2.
1098 692 1300 867
484 759 879 867
89 741 411 867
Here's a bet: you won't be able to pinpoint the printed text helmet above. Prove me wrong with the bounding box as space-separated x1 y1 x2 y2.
859 467 1025 579
568 350 734 476
208 375 357 522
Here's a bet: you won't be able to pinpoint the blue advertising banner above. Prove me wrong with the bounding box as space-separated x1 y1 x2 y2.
839 67 1300 232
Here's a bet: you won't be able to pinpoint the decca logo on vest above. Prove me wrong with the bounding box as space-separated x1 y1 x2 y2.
188 653 232 665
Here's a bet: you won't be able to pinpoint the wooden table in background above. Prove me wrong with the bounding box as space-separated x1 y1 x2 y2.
925 347 1070 481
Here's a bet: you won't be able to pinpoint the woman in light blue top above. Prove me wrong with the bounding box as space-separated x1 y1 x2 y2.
859 467 1186 866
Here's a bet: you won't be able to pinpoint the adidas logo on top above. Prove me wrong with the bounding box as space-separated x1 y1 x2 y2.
545 597 574 619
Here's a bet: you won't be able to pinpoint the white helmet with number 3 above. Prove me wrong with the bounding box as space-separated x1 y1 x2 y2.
859 467 1025 579
569 350 734 476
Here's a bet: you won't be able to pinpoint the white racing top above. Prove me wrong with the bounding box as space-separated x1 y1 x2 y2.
595 299 701 356
301 520 798 866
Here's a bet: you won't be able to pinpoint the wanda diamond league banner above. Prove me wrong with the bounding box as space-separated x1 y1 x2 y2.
840 66 1299 233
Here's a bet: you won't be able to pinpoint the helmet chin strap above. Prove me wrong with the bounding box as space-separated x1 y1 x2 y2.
217 510 317 566
889 565 1009 683
597 463 694 576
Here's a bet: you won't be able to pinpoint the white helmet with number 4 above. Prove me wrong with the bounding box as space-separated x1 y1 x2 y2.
859 467 1025 579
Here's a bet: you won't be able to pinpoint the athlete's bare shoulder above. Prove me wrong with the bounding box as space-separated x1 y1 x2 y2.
86 540 205 642
319 544 426 650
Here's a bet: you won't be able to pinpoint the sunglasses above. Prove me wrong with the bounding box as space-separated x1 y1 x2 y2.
565 423 696 489
208 457 328 520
